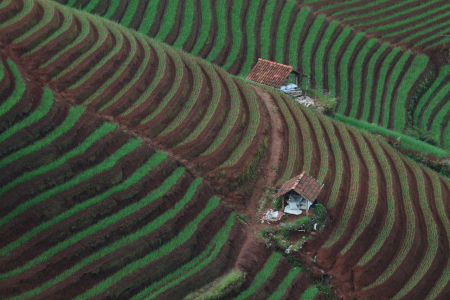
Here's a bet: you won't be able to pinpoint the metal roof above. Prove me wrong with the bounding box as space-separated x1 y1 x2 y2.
275 171 324 202
246 58 296 88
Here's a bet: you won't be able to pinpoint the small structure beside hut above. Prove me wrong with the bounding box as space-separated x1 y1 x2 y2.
246 58 310 100
275 171 324 216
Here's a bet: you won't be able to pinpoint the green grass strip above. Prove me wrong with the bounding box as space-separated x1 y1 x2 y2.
274 0 295 64
179 63 222 145
381 51 411 129
67 24 123 90
0 59 26 118
13 0 55 44
82 0 102 13
393 55 428 131
414 66 450 127
239 0 261 75
138 0 159 35
337 32 365 114
11 167 191 299
267 267 301 300
0 137 141 230
154 0 179 41
0 105 85 169
302 14 326 77
335 114 450 157
1 164 182 282
260 0 277 60
234 252 282 300
133 213 236 300
327 26 352 97
349 39 378 118
39 9 91 69
0 151 167 256
357 135 395 265
220 80 260 167
103 0 121 19
81 28 137 106
172 0 195 49
121 0 140 27
0 122 115 195
360 43 389 122
0 0 35 30
315 20 339 91
206 0 226 62
190 0 212 56
73 195 219 300
300 286 318 300
0 87 53 144
372 47 400 125
222 0 243 70
288 7 310 69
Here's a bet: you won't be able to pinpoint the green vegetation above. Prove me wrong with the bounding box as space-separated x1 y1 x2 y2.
302 14 326 78
223 0 243 70
0 60 26 118
315 20 339 91
267 267 301 300
300 286 319 300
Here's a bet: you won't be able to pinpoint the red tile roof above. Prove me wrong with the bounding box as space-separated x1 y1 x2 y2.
275 171 324 202
246 58 295 88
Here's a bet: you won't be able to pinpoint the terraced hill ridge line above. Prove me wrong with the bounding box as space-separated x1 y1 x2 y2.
3 0 450 299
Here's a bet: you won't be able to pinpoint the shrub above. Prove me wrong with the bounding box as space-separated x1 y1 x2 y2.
314 204 327 220
405 126 439 146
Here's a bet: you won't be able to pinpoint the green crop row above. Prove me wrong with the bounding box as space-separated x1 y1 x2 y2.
288 7 310 69
381 51 411 128
220 79 260 167
0 0 35 30
274 0 296 64
239 0 259 75
222 0 243 70
302 14 326 78
120 0 141 27
0 86 53 145
2 165 184 281
349 39 378 118
423 173 450 299
363 144 416 289
322 125 360 247
0 0 13 11
391 161 439 299
11 167 195 299
259 0 277 60
341 130 378 254
342 0 417 23
420 81 450 132
0 105 85 169
234 252 283 300
67 22 123 90
190 0 212 56
200 68 241 156
154 0 180 41
372 47 400 125
327 26 352 97
267 267 301 300
159 54 205 136
430 92 450 145
414 66 450 127
408 18 450 47
82 27 137 106
0 59 26 119
206 0 227 62
138 0 160 35
13 0 57 45
73 195 220 299
51 14 109 81
300 286 319 300
315 0 360 12
393 55 428 131
23 4 74 57
79 0 101 13
360 43 389 122
0 151 167 256
133 213 236 300
271 91 299 184
39 9 91 69
140 46 186 124
357 136 396 265
172 0 195 49
116 41 167 115
179 63 222 145
314 20 339 91
0 137 140 230
0 122 115 195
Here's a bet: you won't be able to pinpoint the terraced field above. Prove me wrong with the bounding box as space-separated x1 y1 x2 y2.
2 0 450 299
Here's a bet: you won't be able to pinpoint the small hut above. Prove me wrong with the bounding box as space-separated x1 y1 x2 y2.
246 58 307 89
275 171 323 216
